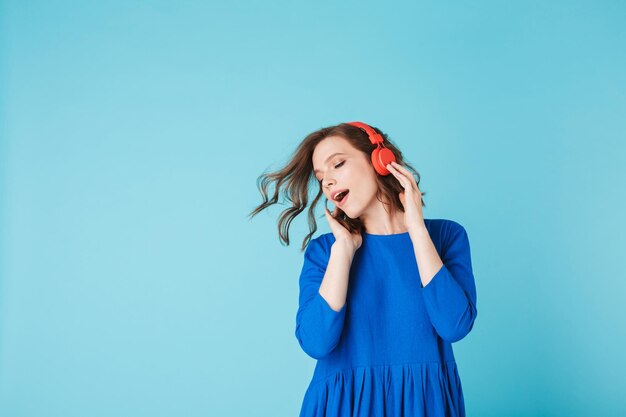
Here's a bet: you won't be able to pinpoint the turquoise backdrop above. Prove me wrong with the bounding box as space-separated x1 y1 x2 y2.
1 1 625 416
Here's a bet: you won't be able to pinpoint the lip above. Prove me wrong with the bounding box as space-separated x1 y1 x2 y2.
332 189 349 201
336 191 349 207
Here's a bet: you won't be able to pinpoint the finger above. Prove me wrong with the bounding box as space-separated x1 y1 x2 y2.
325 207 346 235
390 162 416 186
386 163 410 188
398 193 405 207
390 161 419 191
325 207 339 222
324 207 335 223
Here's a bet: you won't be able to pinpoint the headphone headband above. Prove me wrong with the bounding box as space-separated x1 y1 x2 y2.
345 121 384 146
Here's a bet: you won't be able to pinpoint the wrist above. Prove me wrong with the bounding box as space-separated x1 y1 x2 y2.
408 224 428 238
331 240 357 258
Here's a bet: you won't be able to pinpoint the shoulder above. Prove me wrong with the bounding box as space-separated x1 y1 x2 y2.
301 233 335 272
303 232 335 257
425 218 469 247
311 232 335 247
426 218 466 233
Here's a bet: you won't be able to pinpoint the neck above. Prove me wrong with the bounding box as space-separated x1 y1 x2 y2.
360 200 407 235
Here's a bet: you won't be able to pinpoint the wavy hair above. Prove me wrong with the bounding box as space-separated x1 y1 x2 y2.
247 122 426 251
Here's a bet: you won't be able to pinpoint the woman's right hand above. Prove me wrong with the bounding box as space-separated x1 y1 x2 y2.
325 206 362 253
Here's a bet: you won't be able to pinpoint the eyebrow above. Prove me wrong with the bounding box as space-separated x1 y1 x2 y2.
313 152 347 174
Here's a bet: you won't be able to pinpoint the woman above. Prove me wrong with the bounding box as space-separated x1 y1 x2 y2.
249 121 478 417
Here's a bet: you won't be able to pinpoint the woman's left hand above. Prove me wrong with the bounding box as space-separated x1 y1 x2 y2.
386 161 426 233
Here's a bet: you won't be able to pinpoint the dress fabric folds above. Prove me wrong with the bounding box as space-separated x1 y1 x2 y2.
295 219 478 417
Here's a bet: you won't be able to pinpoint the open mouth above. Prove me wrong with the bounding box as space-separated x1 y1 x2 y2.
334 190 349 204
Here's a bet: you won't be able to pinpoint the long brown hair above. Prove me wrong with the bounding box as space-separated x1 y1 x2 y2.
247 122 426 251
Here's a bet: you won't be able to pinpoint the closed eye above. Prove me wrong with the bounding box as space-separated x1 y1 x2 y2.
317 161 345 183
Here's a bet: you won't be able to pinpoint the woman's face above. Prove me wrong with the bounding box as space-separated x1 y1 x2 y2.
312 135 379 219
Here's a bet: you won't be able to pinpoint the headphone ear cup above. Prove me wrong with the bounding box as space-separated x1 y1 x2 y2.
371 148 385 175
371 147 396 175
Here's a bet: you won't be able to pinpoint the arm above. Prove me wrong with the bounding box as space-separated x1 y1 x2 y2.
409 221 478 343
295 237 354 359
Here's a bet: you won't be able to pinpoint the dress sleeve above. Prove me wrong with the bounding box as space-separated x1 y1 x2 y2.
422 221 478 343
295 236 347 359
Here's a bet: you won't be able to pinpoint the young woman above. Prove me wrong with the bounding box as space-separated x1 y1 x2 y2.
249 122 478 417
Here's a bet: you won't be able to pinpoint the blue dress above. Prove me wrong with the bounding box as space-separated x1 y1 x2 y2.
295 218 478 417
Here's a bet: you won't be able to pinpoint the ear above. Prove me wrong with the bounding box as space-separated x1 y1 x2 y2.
399 191 405 205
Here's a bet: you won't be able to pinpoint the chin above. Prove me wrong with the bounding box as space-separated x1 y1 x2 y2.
342 208 361 220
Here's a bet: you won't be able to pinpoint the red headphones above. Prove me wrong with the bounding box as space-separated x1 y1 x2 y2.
345 121 396 176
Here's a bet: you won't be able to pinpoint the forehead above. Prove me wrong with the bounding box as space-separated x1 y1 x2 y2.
312 136 354 171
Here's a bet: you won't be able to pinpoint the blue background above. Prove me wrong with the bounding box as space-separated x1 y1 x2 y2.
1 1 625 416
